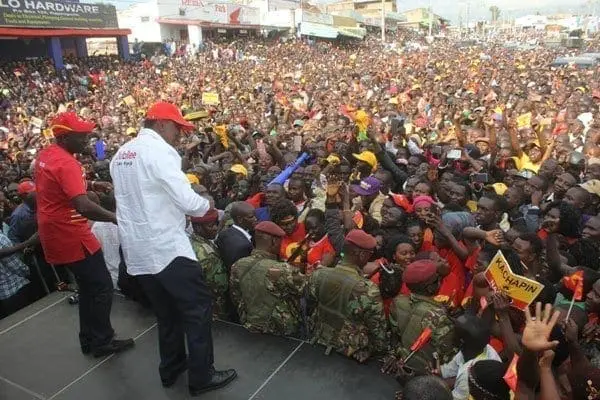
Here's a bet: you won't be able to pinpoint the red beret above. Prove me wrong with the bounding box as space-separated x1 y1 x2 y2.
190 209 218 224
344 229 377 250
255 221 286 237
403 260 437 285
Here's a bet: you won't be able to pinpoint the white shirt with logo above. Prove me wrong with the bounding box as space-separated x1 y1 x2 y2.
110 128 209 275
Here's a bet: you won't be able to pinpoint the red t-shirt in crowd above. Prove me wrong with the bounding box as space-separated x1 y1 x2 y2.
280 222 307 262
400 247 466 308
36 144 100 265
245 192 264 209
306 235 335 275
436 247 466 307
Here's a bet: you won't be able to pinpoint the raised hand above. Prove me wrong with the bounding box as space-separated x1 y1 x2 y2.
522 302 561 352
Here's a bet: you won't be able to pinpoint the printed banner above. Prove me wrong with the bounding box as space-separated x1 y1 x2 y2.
0 1 118 29
29 116 43 128
123 95 136 106
202 92 220 105
484 250 544 310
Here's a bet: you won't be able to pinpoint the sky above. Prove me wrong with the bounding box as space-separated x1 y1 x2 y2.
109 0 594 22
394 0 591 23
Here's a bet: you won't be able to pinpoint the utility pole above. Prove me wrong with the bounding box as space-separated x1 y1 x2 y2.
381 0 385 42
466 1 471 37
428 0 433 37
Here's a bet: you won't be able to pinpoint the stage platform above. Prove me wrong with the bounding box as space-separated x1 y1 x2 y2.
0 292 398 400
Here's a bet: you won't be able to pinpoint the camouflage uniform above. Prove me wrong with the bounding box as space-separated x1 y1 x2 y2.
229 249 307 336
388 294 456 374
191 234 229 320
308 260 389 363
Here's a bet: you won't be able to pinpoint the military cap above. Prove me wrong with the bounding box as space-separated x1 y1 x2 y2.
344 229 377 250
255 221 286 237
190 209 218 224
403 259 437 285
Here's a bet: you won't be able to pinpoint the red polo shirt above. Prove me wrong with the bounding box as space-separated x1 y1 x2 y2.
36 144 100 265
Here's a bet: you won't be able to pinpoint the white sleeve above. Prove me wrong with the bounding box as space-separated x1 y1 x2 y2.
440 352 461 379
451 366 470 400
150 151 209 217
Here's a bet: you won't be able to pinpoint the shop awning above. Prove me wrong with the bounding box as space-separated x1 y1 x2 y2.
386 12 407 22
299 22 338 39
157 18 260 29
337 26 366 39
0 27 131 38
333 10 364 23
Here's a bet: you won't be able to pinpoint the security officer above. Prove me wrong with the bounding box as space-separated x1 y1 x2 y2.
229 221 307 336
190 209 229 320
387 259 456 376
308 229 388 363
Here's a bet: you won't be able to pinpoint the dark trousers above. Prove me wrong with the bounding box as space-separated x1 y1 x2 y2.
137 257 214 387
59 250 115 349
0 284 31 319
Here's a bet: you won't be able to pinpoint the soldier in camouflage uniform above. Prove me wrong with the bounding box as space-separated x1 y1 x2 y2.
230 221 307 336
308 229 389 363
190 209 230 320
386 259 456 378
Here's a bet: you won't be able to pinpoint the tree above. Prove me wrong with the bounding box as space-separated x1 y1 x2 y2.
489 5 501 23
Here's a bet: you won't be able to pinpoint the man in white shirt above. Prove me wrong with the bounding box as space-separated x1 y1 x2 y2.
438 315 500 400
110 102 236 396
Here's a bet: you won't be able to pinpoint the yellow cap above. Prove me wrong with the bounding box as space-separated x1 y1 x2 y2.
491 183 508 196
186 173 200 185
126 127 137 136
352 151 377 170
326 154 340 165
230 164 248 177
580 180 600 197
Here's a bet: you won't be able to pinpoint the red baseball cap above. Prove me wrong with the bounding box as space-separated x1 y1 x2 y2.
17 180 35 195
50 112 96 136
145 102 194 131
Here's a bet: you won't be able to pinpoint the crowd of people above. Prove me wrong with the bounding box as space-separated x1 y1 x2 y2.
1 28 600 399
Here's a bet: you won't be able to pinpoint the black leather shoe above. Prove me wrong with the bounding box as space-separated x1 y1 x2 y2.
189 369 237 396
93 339 135 358
161 362 188 388
81 345 91 355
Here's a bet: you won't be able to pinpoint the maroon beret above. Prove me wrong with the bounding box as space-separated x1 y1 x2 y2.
344 229 377 250
190 209 219 224
403 260 437 285
255 221 286 237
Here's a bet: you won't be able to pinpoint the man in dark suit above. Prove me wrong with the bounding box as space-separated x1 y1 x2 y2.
216 202 256 270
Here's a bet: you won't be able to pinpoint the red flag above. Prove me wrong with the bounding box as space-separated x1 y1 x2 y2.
352 211 364 229
410 327 432 352
563 270 584 301
503 354 519 392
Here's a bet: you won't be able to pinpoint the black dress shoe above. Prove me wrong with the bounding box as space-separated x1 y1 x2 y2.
189 369 237 396
81 345 91 355
93 338 135 358
161 362 188 388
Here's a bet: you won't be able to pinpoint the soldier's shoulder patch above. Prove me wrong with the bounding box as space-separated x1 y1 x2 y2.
267 267 283 281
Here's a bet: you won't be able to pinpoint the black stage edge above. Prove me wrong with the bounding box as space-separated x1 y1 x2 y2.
0 292 398 399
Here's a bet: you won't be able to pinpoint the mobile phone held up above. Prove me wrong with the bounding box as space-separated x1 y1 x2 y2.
447 149 462 160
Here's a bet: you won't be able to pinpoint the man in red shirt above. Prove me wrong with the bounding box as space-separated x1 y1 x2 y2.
36 112 134 358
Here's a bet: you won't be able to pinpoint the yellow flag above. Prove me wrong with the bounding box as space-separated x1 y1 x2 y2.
517 112 532 129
